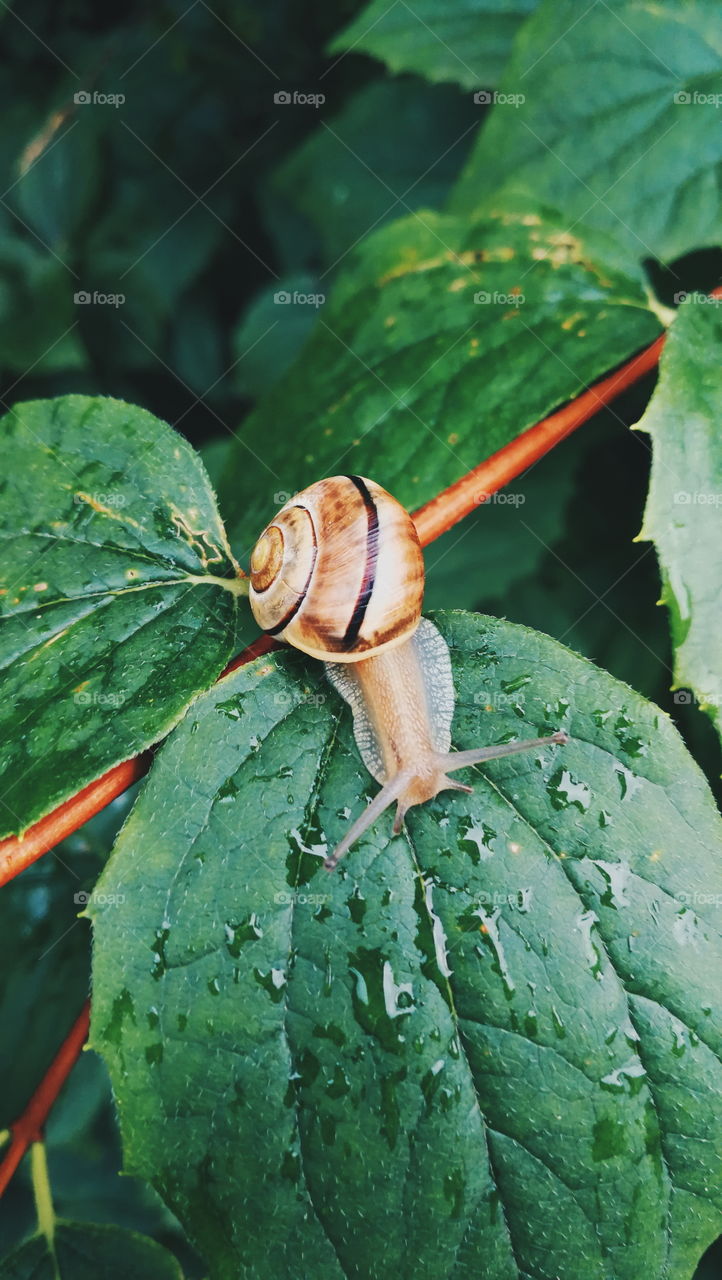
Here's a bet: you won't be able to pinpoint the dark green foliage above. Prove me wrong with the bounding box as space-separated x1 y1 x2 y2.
1 2 721 1278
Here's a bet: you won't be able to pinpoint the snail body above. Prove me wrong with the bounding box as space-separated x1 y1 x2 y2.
250 476 567 869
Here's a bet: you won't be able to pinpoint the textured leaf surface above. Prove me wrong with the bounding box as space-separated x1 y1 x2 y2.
636 297 722 743
91 612 722 1280
0 395 242 838
0 1222 183 1279
452 0 722 270
329 0 542 90
219 205 659 552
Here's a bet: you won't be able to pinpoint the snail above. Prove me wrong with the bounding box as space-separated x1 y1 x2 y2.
249 476 568 870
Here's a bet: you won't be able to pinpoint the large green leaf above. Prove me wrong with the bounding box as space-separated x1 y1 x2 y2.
452 0 722 271
329 0 542 90
0 395 243 838
636 296 722 744
91 612 722 1279
0 1222 183 1279
219 203 659 553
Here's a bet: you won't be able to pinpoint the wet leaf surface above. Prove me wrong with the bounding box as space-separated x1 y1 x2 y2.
0 395 242 837
91 612 722 1279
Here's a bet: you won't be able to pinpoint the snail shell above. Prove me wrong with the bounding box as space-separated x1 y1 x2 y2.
249 475 424 662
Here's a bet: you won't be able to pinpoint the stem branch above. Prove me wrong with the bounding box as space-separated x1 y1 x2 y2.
0 1002 90 1198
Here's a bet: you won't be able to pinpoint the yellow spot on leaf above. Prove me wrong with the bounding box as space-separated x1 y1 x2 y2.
32 628 69 657
19 107 70 174
170 507 224 569
33 582 48 592
74 492 142 530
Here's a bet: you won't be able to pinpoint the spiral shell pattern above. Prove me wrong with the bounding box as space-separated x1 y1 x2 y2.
249 476 424 661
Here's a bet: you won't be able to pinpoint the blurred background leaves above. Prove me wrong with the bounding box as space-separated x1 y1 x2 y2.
1 0 721 1275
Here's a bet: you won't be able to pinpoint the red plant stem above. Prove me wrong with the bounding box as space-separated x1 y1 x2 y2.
0 756 152 889
0 1001 90 1196
4 298 721 890
0 639 279 890
221 633 277 676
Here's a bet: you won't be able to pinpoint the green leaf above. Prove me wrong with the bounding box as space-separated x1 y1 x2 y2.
452 0 722 271
231 273 322 401
219 203 660 552
0 220 86 377
0 1222 183 1279
636 296 722 744
12 113 100 247
0 394 243 838
265 78 478 268
91 612 722 1279
329 0 542 90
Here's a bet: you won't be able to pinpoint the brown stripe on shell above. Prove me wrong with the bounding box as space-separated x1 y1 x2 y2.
342 475 379 650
